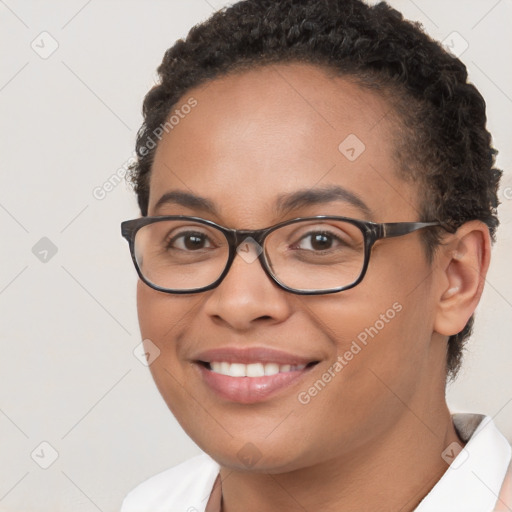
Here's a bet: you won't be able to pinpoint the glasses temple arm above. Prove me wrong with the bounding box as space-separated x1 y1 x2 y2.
380 221 454 238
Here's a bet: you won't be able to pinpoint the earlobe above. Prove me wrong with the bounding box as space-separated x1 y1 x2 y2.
434 221 491 337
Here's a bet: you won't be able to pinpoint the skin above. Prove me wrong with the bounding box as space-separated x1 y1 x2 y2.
136 63 491 511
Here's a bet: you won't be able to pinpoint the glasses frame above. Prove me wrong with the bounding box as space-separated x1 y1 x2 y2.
121 215 450 295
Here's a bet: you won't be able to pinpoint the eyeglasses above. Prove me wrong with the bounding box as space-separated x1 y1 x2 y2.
121 215 449 295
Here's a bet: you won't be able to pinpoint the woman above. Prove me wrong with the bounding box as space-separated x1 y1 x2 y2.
120 0 511 510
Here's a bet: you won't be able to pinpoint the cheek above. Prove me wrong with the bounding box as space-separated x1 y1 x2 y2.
136 280 201 345
136 281 173 346
136 281 196 399
295 285 435 468
297 248 436 420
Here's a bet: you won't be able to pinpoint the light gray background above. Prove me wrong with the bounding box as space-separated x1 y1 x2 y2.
0 1 511 511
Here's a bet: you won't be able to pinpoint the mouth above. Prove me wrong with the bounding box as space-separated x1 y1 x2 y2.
193 347 320 404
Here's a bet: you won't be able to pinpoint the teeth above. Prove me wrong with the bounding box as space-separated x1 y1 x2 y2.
246 363 265 377
209 362 306 377
264 363 280 376
229 363 246 377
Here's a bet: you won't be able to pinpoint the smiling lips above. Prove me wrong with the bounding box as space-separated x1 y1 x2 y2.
194 347 319 404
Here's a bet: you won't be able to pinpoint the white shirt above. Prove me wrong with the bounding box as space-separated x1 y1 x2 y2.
121 413 511 512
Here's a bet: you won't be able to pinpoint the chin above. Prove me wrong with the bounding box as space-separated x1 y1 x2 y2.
185 428 319 474
211 448 310 474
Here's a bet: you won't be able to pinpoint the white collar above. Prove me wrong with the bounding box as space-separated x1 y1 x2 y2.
414 413 511 512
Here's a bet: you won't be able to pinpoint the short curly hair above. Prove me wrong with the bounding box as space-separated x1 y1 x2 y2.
127 0 502 380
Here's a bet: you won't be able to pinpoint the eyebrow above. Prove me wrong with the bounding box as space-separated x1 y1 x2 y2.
153 190 219 215
274 185 373 218
153 185 373 219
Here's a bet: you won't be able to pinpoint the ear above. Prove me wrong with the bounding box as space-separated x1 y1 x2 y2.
434 221 491 337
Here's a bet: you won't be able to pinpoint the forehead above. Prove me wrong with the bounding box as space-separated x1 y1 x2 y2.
148 63 418 225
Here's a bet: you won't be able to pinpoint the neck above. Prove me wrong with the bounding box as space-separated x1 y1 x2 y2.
219 401 461 512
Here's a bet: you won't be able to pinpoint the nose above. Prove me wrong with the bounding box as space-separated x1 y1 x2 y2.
202 242 293 331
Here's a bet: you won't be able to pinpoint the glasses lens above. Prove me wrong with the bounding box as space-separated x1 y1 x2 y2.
134 220 229 291
265 219 365 292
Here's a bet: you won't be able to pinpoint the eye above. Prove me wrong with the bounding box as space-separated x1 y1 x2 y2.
294 231 343 251
168 231 213 251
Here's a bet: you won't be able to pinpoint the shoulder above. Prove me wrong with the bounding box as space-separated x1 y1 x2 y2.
121 453 220 512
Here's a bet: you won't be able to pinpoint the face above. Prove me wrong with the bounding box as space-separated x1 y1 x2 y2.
136 63 448 472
